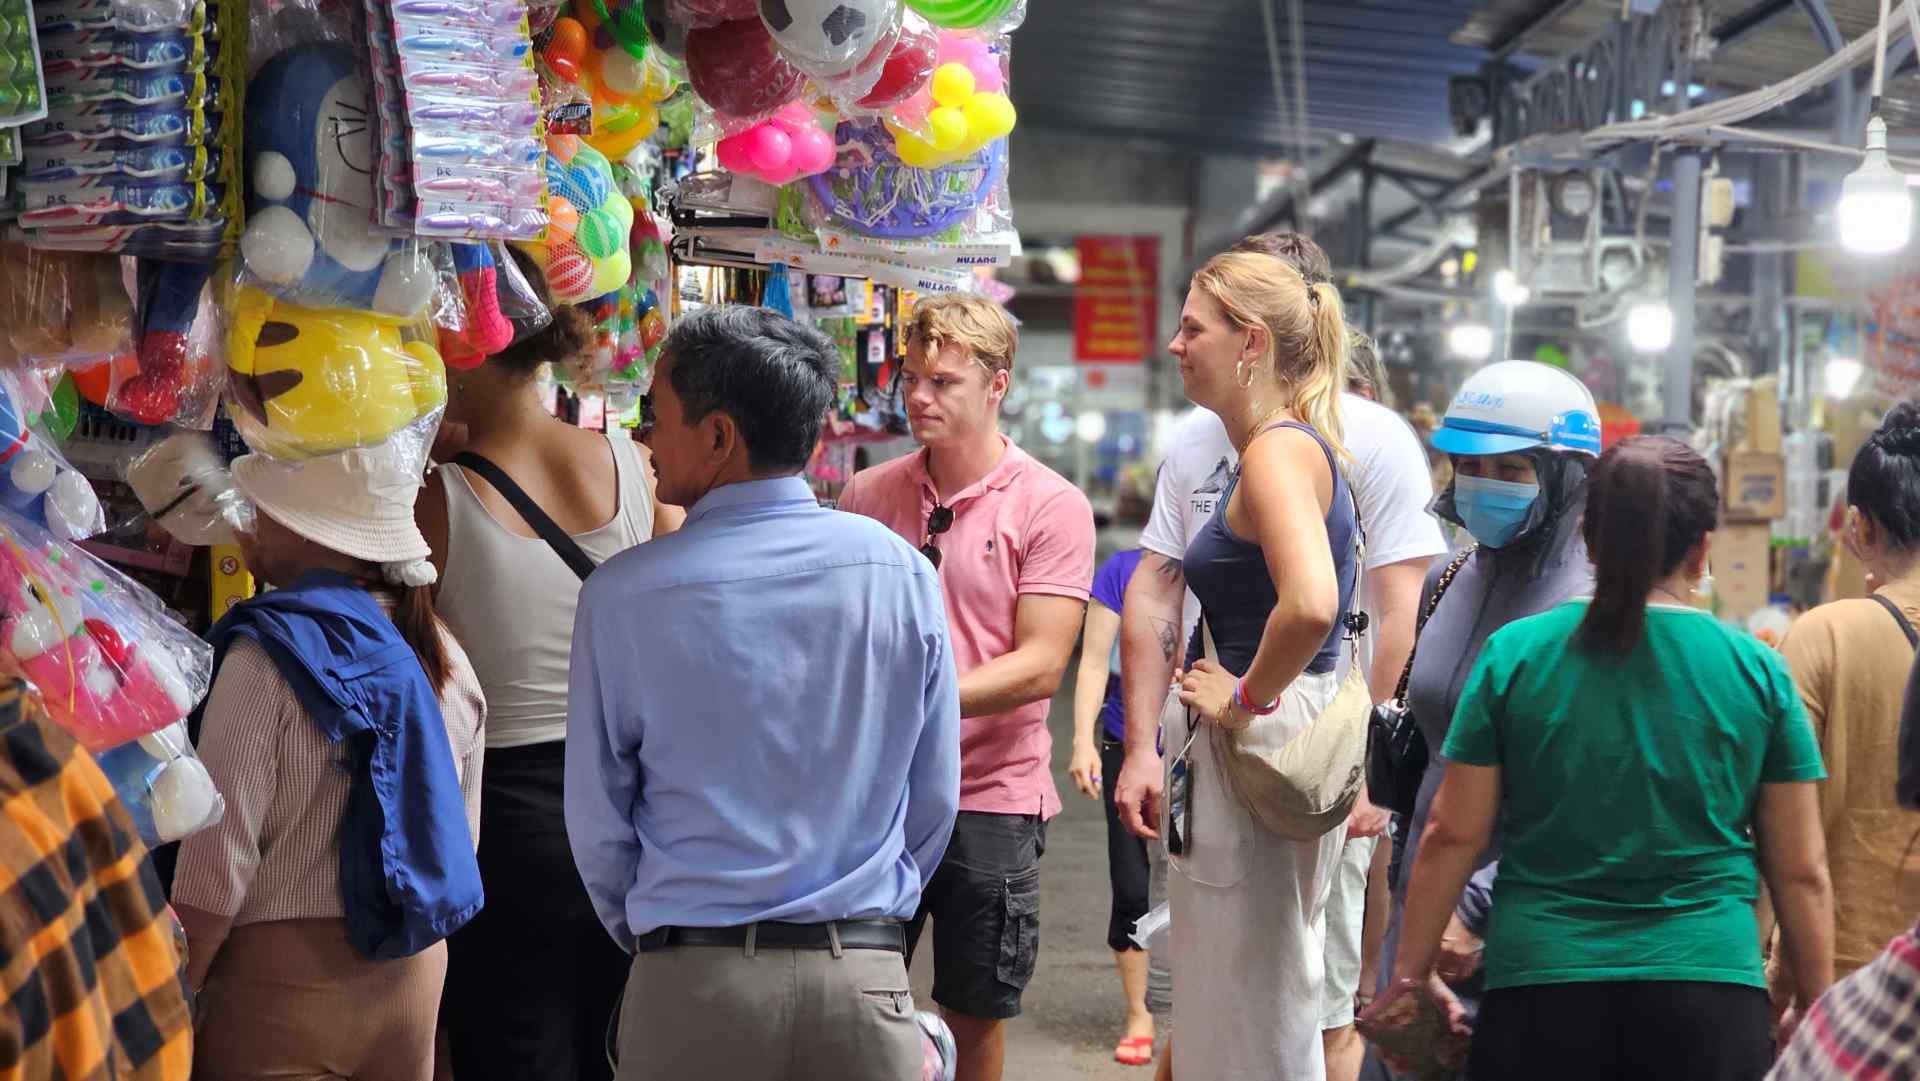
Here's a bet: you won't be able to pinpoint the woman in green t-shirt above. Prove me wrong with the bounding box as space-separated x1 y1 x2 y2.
1363 436 1835 1080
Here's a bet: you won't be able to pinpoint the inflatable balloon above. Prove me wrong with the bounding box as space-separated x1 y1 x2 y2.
685 17 806 120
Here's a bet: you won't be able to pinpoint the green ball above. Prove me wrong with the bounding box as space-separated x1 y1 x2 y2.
903 0 1016 28
44 373 78 442
576 208 621 259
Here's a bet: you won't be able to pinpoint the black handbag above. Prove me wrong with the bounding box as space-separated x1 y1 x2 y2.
1366 545 1475 815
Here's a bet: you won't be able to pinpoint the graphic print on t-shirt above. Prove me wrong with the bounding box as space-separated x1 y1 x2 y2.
1191 456 1233 523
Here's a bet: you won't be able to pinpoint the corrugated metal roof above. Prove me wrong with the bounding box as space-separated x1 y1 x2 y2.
1008 0 1491 153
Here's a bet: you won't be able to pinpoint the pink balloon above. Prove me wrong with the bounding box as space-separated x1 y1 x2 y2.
715 132 755 172
744 125 792 172
790 125 836 174
967 52 1003 94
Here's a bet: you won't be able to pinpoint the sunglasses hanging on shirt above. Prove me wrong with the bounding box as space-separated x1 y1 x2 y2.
921 504 955 568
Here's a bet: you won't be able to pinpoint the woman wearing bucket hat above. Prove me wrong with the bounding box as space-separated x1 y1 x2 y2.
418 251 679 1081
173 445 487 1081
1364 359 1603 1059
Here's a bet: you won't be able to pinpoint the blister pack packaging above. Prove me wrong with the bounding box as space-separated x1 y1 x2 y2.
386 0 548 240
0 0 50 135
0 502 213 753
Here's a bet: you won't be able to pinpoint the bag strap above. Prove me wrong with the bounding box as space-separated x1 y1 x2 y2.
447 452 598 583
1873 593 1920 649
1391 545 1479 705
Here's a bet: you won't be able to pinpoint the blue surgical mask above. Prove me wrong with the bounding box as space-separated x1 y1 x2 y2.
1453 475 1541 548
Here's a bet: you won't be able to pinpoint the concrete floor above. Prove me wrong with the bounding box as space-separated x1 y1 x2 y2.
908 665 1163 1080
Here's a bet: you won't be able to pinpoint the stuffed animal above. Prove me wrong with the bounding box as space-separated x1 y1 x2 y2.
93 722 224 846
0 520 200 752
226 286 448 460
125 431 248 547
240 44 435 318
105 259 223 426
0 372 101 541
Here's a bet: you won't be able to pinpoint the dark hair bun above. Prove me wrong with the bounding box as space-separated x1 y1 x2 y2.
1875 401 1920 456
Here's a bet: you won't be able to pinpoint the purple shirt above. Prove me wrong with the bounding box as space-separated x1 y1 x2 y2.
1090 549 1143 742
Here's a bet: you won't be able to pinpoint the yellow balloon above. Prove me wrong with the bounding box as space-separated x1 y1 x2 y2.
964 92 1017 141
930 63 975 109
928 106 969 152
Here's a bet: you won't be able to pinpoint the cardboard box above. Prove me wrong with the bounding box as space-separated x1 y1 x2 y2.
1714 523 1773 622
1724 451 1786 521
1744 375 1781 453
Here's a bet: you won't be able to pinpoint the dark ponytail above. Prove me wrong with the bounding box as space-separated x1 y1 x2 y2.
395 583 453 692
1578 436 1719 653
1847 400 1920 551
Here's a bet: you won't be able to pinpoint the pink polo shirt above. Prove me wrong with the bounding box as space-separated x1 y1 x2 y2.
839 438 1094 820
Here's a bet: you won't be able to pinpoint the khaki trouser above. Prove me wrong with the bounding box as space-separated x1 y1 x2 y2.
614 936 923 1081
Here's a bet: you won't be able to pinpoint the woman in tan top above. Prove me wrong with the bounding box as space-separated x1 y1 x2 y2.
175 448 486 1081
1779 402 1920 1002
417 251 677 1081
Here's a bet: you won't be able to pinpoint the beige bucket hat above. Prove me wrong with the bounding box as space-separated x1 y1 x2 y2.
230 445 436 586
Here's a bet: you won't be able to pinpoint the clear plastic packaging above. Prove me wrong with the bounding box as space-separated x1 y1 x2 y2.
518 136 633 303
0 369 104 539
93 721 225 846
758 0 899 76
684 16 804 123
0 242 135 370
438 242 516 367
239 43 438 317
223 283 449 461
0 505 213 752
123 429 252 546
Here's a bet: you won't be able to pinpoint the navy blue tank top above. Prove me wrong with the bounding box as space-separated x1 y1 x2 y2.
1183 421 1359 677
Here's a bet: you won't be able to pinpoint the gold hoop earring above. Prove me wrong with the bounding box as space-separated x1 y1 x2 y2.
1236 358 1256 388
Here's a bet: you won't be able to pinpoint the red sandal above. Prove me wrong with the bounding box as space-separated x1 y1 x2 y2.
1114 1035 1154 1066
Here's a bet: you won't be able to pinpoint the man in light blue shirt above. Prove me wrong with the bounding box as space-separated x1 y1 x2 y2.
565 306 961 1081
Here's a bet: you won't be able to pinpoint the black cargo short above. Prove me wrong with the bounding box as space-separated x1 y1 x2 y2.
905 811 1047 1021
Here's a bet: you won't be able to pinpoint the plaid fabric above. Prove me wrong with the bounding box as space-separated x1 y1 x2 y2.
0 679 191 1080
1771 925 1920 1080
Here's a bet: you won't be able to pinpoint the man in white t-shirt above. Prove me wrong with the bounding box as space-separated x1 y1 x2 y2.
1112 235 1445 1081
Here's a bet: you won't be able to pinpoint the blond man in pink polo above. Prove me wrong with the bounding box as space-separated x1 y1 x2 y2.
838 293 1094 1081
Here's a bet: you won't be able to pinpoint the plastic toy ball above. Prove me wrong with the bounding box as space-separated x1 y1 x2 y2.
929 62 973 108
962 91 1013 141
789 124 836 172
926 105 967 150
544 17 591 81
686 17 807 120
857 9 937 108
902 0 1016 29
745 125 792 172
716 132 757 172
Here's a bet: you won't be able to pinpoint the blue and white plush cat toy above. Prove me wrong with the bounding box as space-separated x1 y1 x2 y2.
239 44 434 317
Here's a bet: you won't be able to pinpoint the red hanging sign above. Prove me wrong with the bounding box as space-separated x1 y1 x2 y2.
1073 236 1159 363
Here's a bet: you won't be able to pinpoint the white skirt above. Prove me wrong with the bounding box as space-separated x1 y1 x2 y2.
1163 669 1347 1080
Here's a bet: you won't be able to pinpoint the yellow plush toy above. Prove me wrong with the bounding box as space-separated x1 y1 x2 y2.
225 287 447 460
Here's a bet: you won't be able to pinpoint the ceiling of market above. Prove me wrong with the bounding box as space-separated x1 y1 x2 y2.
1011 0 1915 153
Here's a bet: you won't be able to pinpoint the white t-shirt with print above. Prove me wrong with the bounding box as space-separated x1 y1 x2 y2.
1139 394 1447 672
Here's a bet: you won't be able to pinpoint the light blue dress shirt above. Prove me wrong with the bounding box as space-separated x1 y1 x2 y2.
565 475 961 946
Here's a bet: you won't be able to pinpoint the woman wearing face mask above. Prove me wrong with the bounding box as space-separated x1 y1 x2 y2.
1372 360 1602 1038
1773 402 1920 1013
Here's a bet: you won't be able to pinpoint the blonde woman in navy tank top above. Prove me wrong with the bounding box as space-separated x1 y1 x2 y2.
1113 250 1361 1080
415 250 679 1081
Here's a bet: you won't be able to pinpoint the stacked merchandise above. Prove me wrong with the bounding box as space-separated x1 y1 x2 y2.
0 0 49 183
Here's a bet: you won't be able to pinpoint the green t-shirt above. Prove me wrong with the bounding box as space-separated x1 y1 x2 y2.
1441 600 1826 992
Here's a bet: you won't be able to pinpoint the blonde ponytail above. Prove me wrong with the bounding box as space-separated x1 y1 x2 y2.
1188 252 1351 461
1295 281 1348 460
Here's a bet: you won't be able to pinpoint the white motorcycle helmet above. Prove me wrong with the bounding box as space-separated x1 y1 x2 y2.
1430 360 1602 459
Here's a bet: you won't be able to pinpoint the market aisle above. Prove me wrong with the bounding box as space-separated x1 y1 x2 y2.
910 653 1160 1080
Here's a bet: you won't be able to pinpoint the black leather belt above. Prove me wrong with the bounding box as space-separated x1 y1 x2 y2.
635 919 906 953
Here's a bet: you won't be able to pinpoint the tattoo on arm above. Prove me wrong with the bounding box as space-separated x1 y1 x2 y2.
1151 617 1179 663
1151 555 1184 585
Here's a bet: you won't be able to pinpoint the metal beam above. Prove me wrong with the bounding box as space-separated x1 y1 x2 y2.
1666 152 1704 424
1711 0 1794 48
1245 139 1378 237
1490 0 1589 60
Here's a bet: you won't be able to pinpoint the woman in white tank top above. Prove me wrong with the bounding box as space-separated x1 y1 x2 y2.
416 255 680 1081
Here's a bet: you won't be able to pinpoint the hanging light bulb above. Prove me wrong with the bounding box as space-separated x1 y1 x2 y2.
1626 301 1674 354
1826 357 1866 399
1839 117 1913 255
1448 323 1493 361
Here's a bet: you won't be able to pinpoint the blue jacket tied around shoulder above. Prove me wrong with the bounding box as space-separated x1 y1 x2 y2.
205 570 481 959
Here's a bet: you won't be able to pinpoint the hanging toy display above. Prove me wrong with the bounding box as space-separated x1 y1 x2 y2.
848 7 935 109
439 243 517 368
0 369 102 541
520 136 635 304
93 721 225 847
756 0 897 76
714 102 836 185
545 8 681 161
884 32 1012 168
684 16 805 121
901 0 1020 30
808 116 1005 238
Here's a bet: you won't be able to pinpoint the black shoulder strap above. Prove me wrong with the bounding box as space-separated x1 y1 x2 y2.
1393 545 1478 704
447 452 598 583
1873 593 1920 649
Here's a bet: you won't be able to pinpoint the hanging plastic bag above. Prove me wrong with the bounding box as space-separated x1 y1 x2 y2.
123 429 252 546
0 506 212 752
0 243 136 371
93 721 224 846
0 369 105 540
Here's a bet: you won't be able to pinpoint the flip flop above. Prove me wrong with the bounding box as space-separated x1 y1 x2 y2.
1114 1035 1154 1066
